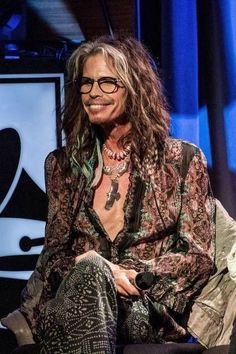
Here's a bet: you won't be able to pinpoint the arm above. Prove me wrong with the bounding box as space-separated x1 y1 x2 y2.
117 147 215 312
19 151 76 334
148 148 216 313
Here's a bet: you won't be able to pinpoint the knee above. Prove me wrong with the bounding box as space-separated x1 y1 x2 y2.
75 251 108 271
73 252 114 284
57 252 115 297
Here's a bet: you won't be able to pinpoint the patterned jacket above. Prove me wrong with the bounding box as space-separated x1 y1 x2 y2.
19 138 216 340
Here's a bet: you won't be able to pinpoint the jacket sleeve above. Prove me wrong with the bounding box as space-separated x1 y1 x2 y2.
19 151 75 335
147 148 216 313
119 147 216 314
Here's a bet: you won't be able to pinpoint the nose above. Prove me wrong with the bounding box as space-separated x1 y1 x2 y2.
89 81 102 97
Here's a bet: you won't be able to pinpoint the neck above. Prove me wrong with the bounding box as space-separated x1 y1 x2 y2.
102 121 132 150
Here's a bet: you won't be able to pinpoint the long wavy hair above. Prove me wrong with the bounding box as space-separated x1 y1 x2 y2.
62 36 170 182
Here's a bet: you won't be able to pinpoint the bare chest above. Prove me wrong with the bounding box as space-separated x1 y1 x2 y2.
93 172 130 241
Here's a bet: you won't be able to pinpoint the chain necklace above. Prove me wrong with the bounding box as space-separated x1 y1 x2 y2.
102 160 130 210
103 160 128 175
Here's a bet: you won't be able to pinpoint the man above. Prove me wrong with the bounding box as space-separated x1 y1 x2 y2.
2 36 215 354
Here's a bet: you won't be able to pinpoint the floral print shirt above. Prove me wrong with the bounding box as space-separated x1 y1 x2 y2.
20 138 216 337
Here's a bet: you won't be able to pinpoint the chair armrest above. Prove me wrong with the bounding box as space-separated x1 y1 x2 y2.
1 310 35 346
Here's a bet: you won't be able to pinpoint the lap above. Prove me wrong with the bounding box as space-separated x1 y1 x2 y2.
117 294 187 344
37 255 118 353
37 255 188 348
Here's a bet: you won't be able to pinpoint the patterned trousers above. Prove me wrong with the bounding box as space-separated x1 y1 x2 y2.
37 255 184 354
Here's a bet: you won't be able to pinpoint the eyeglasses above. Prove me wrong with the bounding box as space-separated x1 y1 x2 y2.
76 76 123 94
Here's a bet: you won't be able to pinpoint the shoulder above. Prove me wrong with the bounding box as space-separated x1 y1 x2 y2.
163 137 207 179
164 137 206 163
165 137 201 154
45 146 67 171
44 146 69 186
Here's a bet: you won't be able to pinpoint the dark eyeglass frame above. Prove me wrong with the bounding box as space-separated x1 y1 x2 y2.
75 76 123 94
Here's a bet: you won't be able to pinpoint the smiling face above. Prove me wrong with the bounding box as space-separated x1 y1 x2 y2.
81 53 127 127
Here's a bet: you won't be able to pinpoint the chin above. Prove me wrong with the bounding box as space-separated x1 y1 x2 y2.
88 115 116 125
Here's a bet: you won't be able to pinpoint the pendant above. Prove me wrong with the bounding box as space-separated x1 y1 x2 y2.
105 180 121 210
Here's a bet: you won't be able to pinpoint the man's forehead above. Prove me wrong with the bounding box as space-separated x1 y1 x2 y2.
82 54 117 75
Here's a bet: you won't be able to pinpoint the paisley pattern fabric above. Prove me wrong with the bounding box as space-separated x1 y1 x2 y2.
20 138 216 347
38 255 186 353
38 255 117 354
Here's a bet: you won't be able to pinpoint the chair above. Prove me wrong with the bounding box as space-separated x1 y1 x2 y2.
0 328 206 354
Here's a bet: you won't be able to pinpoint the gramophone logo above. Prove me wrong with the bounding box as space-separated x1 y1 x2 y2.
0 72 63 280
0 128 47 280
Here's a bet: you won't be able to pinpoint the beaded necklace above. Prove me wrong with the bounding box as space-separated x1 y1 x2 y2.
102 144 131 210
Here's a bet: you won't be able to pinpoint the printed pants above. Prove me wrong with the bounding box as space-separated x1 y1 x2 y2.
38 255 185 354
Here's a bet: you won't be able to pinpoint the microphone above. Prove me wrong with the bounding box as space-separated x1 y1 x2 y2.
134 271 156 291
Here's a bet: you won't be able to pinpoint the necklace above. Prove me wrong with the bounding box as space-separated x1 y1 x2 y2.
103 161 128 175
102 160 129 210
103 143 131 161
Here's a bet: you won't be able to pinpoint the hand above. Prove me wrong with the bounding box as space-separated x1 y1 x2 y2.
75 250 140 297
111 266 140 297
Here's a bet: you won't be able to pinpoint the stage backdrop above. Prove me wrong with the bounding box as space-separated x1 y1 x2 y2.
0 59 64 282
139 0 236 218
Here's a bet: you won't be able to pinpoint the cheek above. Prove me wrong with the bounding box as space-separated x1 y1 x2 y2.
109 102 124 117
117 97 126 114
114 92 126 111
81 97 88 112
117 102 125 115
81 96 86 107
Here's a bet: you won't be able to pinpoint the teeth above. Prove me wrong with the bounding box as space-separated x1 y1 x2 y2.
89 104 106 107
89 104 107 110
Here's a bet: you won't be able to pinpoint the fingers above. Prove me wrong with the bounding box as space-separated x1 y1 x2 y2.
74 255 140 297
114 271 140 297
104 262 140 296
116 283 140 297
123 269 138 280
116 285 130 297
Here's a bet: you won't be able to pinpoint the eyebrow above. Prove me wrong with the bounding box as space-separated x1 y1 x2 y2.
81 76 119 81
